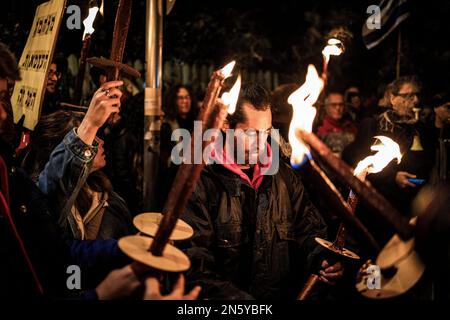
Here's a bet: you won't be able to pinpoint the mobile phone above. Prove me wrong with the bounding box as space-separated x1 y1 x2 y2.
407 178 426 185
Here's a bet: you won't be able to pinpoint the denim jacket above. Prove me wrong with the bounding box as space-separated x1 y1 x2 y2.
38 129 134 240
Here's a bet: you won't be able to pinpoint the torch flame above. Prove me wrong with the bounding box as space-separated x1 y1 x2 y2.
82 6 99 40
221 74 241 114
322 38 343 64
354 136 402 177
220 61 236 79
287 65 324 166
99 0 104 16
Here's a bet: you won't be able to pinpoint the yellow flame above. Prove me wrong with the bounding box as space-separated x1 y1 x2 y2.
99 1 104 16
221 74 241 114
322 38 343 64
354 136 402 177
287 65 324 165
220 61 236 79
82 7 99 40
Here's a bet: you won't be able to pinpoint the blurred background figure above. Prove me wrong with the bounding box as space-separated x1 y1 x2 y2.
429 92 450 185
41 54 70 116
315 91 358 157
345 86 362 121
160 84 199 203
415 184 450 300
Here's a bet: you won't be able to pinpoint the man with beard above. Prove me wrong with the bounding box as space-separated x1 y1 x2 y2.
343 76 435 245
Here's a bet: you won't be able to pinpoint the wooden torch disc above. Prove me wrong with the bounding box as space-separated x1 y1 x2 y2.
356 249 425 299
133 212 194 241
355 234 425 299
118 235 191 272
376 234 415 269
315 237 360 260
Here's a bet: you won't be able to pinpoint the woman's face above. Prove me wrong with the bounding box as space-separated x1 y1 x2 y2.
91 136 106 172
176 87 191 116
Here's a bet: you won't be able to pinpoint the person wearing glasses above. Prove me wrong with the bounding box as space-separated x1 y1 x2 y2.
180 83 344 300
41 60 63 115
0 42 200 300
159 85 199 205
343 76 436 245
316 92 358 157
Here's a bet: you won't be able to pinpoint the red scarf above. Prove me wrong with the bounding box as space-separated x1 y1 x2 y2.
212 142 273 189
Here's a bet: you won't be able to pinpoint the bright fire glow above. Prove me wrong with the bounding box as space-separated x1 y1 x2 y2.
221 74 241 114
322 38 343 64
220 61 236 79
354 136 402 177
82 7 99 40
99 1 104 16
287 65 324 166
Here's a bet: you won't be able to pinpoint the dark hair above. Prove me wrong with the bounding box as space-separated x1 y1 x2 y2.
0 42 20 81
22 110 112 216
227 82 271 128
389 76 421 96
431 92 450 109
163 84 198 120
324 91 344 104
89 66 107 88
22 111 85 178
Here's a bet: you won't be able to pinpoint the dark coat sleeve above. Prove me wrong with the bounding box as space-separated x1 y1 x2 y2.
280 163 328 266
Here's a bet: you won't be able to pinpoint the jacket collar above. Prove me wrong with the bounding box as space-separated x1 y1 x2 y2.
218 143 273 190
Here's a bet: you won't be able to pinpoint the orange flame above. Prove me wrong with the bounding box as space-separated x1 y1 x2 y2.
82 6 99 40
220 61 236 79
287 65 324 165
221 74 241 114
354 136 402 177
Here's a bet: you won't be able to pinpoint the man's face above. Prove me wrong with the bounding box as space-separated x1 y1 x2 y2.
325 93 345 121
435 102 450 126
234 103 272 168
390 83 420 118
46 63 59 94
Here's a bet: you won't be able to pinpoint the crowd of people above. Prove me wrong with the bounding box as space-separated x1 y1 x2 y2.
1 36 449 301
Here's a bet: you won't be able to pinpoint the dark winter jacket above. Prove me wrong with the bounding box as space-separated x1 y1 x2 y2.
342 110 435 244
181 161 327 300
0 139 129 299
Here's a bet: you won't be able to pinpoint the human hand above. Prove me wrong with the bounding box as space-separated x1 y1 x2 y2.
395 171 417 188
318 260 344 285
77 80 123 145
143 274 201 300
95 264 141 300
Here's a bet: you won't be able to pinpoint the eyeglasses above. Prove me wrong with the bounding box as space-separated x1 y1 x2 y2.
48 69 61 79
396 92 419 100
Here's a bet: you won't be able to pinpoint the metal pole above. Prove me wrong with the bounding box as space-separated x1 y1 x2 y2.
143 0 163 210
